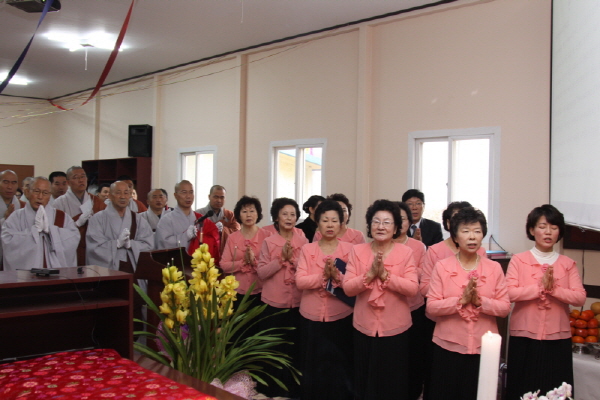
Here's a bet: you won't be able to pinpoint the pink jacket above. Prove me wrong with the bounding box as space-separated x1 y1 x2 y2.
420 240 487 297
506 251 586 340
426 256 510 354
220 228 272 295
313 227 366 245
256 231 308 308
296 240 354 322
343 243 419 337
403 238 427 311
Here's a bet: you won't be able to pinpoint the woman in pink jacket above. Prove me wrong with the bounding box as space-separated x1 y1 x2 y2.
313 193 366 245
296 200 355 400
426 207 510 400
220 196 271 308
343 199 419 400
256 197 308 398
505 205 586 400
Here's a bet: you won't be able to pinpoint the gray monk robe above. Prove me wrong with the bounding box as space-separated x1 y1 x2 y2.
0 195 24 267
141 208 172 232
154 206 195 250
86 203 154 271
1 203 79 271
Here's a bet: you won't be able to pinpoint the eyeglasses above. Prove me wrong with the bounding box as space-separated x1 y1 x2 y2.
70 174 87 181
371 219 393 227
31 189 51 197
406 202 423 208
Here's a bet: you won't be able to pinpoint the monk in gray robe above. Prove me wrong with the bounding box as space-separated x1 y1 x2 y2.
1 177 79 271
140 188 172 232
86 181 154 271
0 170 25 269
155 180 220 261
54 166 106 265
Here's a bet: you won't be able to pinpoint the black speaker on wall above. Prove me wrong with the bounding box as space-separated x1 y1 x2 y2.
128 124 153 157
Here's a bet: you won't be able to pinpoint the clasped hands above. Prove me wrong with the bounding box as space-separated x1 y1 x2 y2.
281 240 294 265
323 257 340 283
117 228 131 249
365 251 389 284
541 266 554 292
243 245 256 267
460 277 481 307
34 205 49 233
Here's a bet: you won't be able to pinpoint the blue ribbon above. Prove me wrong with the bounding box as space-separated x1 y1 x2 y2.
0 0 55 94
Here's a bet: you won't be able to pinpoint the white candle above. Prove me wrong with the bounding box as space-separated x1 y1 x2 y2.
477 331 502 400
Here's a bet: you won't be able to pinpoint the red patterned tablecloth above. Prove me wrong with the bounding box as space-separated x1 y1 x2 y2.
0 349 217 400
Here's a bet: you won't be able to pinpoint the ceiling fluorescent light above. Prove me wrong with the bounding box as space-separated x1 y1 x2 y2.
0 73 30 85
46 31 125 52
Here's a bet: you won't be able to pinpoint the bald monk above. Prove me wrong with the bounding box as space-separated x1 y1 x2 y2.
53 166 106 265
1 177 79 270
0 170 26 269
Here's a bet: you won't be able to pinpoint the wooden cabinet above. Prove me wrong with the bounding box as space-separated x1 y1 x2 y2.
82 157 152 200
0 266 133 362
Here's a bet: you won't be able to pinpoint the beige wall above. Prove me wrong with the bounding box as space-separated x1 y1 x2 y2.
4 0 587 271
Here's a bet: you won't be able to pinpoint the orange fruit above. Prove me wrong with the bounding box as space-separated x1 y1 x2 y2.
588 318 599 328
571 326 576 335
571 309 581 318
596 314 600 323
572 336 585 343
570 316 576 327
581 310 595 321
591 302 600 315
585 336 598 343
588 328 599 336
575 328 588 337
575 319 588 329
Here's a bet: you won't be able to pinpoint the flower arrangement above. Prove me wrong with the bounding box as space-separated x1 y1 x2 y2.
134 243 299 392
521 382 573 400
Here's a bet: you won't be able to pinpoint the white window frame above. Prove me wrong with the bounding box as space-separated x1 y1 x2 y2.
177 145 217 208
407 126 501 238
269 138 327 218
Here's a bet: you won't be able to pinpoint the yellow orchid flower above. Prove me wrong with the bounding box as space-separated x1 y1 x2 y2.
164 317 175 330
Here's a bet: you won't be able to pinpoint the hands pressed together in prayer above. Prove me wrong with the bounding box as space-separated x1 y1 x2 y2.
365 251 389 284
460 276 481 307
281 240 294 264
243 244 256 267
117 228 131 249
542 265 554 292
323 257 340 283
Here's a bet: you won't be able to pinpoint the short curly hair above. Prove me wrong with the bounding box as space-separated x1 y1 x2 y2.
365 199 402 239
525 204 565 242
442 201 472 232
449 207 487 246
314 200 344 224
233 195 263 224
270 197 300 231
327 193 353 224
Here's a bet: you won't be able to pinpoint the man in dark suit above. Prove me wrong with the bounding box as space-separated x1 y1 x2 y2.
401 189 443 248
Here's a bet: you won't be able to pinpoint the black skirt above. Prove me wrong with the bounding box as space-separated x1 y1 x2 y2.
428 344 481 400
407 303 436 400
505 336 574 400
301 314 355 400
256 305 302 398
354 328 410 400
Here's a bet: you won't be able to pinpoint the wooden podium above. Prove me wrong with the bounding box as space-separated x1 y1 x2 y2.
0 265 133 362
135 248 192 350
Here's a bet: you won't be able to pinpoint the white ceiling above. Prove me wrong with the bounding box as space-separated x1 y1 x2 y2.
0 0 445 99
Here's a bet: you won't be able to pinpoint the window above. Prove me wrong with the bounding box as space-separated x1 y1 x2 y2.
178 146 216 210
408 127 500 237
270 139 326 215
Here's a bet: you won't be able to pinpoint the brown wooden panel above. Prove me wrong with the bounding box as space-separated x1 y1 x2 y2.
0 164 35 182
563 224 600 251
